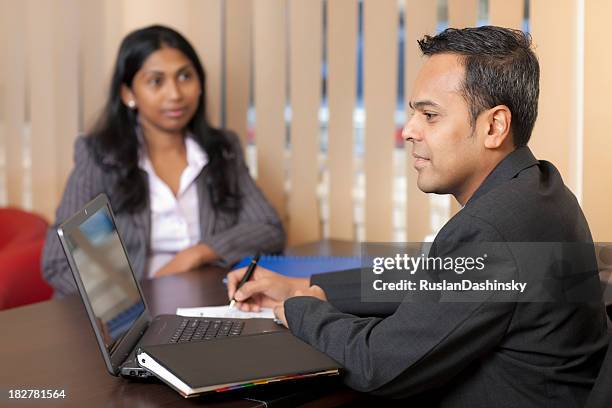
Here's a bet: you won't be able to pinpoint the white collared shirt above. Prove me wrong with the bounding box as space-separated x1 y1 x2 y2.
138 136 208 277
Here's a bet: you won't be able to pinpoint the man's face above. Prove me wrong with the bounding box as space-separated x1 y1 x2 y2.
404 53 487 204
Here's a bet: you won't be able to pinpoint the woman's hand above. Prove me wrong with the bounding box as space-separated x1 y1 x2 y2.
154 244 219 277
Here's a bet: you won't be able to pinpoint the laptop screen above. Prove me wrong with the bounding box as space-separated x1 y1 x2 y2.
61 204 145 353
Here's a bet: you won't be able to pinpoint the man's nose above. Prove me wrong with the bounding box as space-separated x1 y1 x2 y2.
402 117 420 143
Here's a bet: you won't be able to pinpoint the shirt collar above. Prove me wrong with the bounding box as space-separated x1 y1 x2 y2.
465 146 539 207
137 128 208 174
184 135 208 171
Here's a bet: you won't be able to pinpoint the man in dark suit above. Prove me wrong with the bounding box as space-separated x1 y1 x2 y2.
227 26 609 407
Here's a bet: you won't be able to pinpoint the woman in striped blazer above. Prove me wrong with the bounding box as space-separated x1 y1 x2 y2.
42 25 285 297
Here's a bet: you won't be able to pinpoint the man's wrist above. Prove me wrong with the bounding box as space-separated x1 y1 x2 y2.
296 277 310 291
288 277 310 297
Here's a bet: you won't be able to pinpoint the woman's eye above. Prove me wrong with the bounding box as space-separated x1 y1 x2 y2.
178 72 192 81
148 77 162 87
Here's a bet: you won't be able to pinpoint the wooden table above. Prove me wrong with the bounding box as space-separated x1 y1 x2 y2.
0 240 369 407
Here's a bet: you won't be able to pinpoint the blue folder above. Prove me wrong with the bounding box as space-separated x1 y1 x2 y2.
232 255 362 278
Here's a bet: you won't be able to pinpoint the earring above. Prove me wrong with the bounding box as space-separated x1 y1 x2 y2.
127 100 136 109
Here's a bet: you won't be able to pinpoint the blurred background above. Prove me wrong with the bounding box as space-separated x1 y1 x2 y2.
0 0 610 249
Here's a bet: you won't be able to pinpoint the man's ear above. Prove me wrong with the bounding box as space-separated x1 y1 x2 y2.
120 84 136 109
483 105 512 149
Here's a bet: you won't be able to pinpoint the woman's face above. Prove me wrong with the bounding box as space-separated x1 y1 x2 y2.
121 47 201 135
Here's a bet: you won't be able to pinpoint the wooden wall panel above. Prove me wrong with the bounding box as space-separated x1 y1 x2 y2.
103 0 125 83
288 0 322 245
225 0 253 149
188 0 223 127
404 0 437 242
363 0 397 241
27 0 58 219
327 0 357 240
78 1 124 132
54 0 79 198
530 0 578 193
253 0 288 220
489 0 524 29
583 0 612 241
0 4 5 205
81 0 108 130
448 0 479 28
0 0 26 207
122 0 190 34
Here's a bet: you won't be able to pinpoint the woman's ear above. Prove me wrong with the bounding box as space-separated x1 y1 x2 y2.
483 105 512 149
120 84 136 109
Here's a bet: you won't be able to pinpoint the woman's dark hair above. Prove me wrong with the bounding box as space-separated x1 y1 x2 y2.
89 24 240 214
418 26 540 147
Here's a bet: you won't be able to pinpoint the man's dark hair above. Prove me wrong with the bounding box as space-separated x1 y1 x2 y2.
418 26 539 147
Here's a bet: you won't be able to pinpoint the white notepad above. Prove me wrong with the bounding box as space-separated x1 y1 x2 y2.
176 305 275 319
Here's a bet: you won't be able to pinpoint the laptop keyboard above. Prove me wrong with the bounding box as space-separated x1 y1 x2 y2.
170 318 244 343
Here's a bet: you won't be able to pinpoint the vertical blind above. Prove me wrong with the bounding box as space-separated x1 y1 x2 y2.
0 0 610 243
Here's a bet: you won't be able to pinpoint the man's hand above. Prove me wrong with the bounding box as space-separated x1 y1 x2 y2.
155 244 218 277
227 266 309 312
273 285 327 327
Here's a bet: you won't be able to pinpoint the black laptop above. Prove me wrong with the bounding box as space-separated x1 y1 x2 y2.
57 194 284 378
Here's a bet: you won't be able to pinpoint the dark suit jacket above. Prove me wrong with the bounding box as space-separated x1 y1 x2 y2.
285 147 609 407
42 131 285 297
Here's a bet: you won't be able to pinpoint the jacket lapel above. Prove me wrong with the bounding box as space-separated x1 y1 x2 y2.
196 166 215 237
128 196 150 281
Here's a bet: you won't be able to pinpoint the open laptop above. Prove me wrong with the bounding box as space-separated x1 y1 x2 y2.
57 194 284 378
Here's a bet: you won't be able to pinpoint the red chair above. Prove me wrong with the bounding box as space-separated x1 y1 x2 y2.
0 208 52 310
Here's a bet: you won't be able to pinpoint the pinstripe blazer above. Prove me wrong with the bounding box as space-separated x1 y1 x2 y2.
42 131 285 297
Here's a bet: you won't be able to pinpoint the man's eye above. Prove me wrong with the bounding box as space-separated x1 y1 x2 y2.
424 112 437 121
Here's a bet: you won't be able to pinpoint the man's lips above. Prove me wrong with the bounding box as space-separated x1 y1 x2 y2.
413 153 430 169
